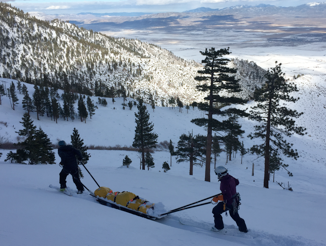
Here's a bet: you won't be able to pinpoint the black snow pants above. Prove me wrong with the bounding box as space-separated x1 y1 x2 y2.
212 201 248 232
59 168 84 191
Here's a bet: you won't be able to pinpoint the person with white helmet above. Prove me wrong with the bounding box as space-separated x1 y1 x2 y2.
211 166 248 233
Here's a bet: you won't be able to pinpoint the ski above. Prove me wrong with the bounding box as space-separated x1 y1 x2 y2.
49 184 73 196
178 217 242 234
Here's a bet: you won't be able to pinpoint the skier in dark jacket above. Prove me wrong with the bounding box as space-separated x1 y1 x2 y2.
212 166 248 233
58 140 84 194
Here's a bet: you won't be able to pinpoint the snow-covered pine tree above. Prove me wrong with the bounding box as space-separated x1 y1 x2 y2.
70 127 90 164
191 47 247 182
132 99 158 170
248 62 306 188
123 155 132 168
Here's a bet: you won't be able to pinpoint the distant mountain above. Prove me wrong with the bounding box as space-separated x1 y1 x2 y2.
184 2 326 15
183 7 217 13
0 2 267 106
78 12 153 17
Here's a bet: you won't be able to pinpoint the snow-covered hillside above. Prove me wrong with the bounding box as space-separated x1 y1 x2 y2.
1 74 326 245
0 2 267 106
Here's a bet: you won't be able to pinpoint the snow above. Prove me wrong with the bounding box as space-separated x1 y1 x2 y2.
1 42 326 245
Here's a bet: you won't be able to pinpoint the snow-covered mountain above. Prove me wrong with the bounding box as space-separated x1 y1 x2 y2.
0 2 267 107
184 2 326 15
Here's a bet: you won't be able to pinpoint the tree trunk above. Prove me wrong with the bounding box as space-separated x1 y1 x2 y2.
190 154 193 175
141 147 145 170
205 69 214 182
264 81 274 189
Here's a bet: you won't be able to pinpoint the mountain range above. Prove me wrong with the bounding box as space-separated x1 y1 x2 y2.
0 2 266 106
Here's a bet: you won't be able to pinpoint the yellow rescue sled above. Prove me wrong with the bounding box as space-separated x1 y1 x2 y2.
92 186 166 220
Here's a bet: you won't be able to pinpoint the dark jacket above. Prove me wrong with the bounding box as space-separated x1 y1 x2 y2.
58 145 82 171
220 174 239 205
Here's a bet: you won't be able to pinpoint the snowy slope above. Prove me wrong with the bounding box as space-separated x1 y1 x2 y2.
1 68 326 245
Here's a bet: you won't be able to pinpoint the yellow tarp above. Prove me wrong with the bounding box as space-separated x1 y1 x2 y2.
94 187 155 214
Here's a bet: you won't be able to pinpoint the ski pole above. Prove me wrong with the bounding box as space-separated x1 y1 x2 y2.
80 161 101 188
160 193 221 216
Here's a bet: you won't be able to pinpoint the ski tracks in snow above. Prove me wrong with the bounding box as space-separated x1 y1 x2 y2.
46 186 325 246
159 215 325 246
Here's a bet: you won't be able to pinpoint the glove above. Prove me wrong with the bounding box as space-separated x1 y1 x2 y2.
212 194 224 203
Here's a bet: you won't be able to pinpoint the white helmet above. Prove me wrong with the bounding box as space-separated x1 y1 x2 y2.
215 166 228 180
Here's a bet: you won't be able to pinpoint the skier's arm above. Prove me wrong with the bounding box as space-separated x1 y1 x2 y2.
74 148 83 160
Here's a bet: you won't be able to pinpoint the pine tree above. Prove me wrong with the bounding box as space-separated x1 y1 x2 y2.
248 62 306 188
123 155 132 168
71 127 90 164
162 161 170 172
17 80 22 93
21 84 27 95
86 96 96 119
145 151 155 170
34 127 55 164
78 94 88 123
168 139 175 167
0 84 6 105
222 116 244 162
212 134 222 169
240 141 247 164
8 81 19 110
128 101 133 110
33 85 44 120
43 87 52 118
5 113 54 164
151 99 155 112
62 98 70 121
22 92 34 115
191 47 247 181
175 133 206 175
51 97 60 123
132 99 158 170
5 113 36 163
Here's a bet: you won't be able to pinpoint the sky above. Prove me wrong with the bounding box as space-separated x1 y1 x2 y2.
4 0 323 15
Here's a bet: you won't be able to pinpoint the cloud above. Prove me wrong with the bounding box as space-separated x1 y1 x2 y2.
46 6 70 10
